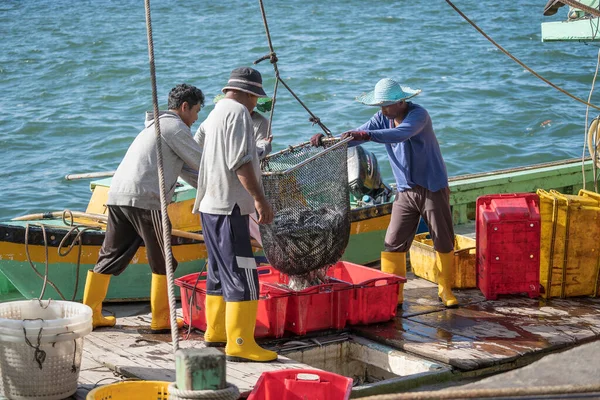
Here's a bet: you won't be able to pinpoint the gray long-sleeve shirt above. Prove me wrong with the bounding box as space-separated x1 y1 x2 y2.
107 111 202 210
193 99 261 215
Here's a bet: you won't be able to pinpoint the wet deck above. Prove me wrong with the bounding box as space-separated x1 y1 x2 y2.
71 270 600 399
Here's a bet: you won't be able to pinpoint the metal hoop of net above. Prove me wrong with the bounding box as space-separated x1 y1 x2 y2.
259 137 352 276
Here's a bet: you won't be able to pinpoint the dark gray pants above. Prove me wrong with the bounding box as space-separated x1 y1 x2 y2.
94 205 177 275
384 186 454 253
201 205 259 302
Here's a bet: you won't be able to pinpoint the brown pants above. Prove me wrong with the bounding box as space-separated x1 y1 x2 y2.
384 186 454 254
94 205 177 276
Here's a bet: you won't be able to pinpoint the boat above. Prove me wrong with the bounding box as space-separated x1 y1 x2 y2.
0 155 595 303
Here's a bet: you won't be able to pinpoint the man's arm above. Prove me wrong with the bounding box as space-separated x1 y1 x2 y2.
236 162 273 224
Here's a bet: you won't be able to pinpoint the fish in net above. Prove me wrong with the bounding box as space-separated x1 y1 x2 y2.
260 138 351 281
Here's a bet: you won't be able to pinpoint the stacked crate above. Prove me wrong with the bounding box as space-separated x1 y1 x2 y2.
537 189 600 298
476 193 541 300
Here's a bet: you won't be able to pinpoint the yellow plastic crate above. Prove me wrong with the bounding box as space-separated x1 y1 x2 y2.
537 189 600 299
409 233 476 288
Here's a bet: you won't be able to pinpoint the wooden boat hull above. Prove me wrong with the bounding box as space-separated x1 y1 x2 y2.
0 220 208 302
0 210 391 302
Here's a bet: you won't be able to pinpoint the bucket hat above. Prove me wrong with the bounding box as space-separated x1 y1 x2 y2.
355 78 421 106
222 67 267 98
214 93 273 112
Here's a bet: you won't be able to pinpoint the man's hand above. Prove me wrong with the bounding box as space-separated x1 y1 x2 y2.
310 133 325 147
341 131 370 141
255 197 274 224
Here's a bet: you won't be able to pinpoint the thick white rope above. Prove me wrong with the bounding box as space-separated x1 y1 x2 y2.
167 382 239 400
143 0 180 353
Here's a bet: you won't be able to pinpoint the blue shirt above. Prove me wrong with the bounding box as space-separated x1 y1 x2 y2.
356 102 448 192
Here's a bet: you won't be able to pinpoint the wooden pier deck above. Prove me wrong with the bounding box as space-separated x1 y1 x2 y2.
71 271 600 399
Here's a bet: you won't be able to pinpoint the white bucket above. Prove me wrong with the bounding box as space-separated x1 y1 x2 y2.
0 300 93 400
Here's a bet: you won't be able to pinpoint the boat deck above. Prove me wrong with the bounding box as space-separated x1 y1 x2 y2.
70 269 600 399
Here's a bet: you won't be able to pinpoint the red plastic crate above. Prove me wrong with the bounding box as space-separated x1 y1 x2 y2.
476 193 541 300
247 369 353 400
174 272 290 338
257 266 352 335
326 261 406 325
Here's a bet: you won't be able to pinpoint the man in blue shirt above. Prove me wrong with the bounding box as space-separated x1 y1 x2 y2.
312 78 458 307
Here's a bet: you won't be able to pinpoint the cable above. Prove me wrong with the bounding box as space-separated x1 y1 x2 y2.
255 0 333 137
444 0 600 112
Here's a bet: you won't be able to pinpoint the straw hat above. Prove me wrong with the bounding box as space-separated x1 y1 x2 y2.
356 78 421 106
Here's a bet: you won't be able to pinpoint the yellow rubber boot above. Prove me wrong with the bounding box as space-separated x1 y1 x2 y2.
437 251 459 308
204 294 226 347
150 273 184 333
225 301 277 363
82 270 116 329
381 251 407 305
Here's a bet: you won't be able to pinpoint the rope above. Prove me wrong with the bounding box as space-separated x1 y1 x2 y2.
167 382 239 400
255 0 332 137
362 384 600 399
22 319 46 369
58 210 101 300
444 0 600 112
583 49 600 191
24 210 102 301
25 223 68 300
143 0 180 353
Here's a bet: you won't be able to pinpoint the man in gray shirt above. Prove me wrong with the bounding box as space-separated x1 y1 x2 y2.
194 67 277 362
83 83 205 333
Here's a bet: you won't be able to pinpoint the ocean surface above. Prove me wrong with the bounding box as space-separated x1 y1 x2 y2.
1 0 599 219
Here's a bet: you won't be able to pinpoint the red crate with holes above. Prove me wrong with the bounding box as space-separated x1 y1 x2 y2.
257 266 352 335
247 369 353 400
175 272 290 338
476 193 541 300
326 261 406 325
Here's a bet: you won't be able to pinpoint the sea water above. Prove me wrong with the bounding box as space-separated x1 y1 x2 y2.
0 0 598 219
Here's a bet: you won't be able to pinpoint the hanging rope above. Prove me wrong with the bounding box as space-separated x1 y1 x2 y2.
143 0 180 353
582 49 600 191
58 210 102 300
25 223 66 300
255 0 332 137
444 0 600 112
23 210 101 301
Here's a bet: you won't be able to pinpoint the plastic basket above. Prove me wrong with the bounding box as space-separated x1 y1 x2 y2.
258 266 352 335
409 233 477 288
86 380 170 400
477 193 541 300
0 300 93 400
175 272 290 338
247 369 353 400
537 189 600 298
326 261 405 325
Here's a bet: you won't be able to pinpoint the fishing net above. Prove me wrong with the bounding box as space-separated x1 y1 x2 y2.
259 138 351 276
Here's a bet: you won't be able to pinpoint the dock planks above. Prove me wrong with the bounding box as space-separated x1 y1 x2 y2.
71 272 600 399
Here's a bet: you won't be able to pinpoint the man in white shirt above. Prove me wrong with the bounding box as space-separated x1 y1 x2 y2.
193 67 277 362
